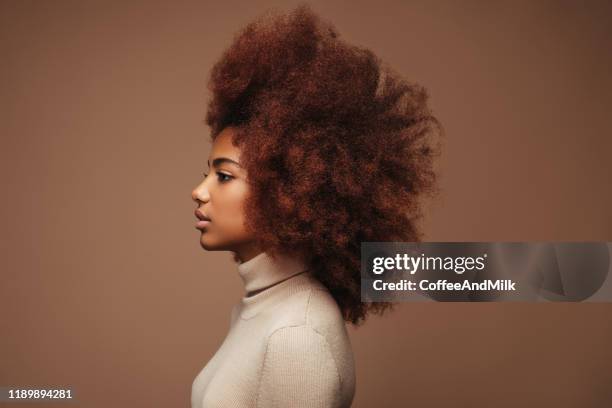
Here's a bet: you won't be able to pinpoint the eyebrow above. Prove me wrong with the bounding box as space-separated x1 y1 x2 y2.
207 157 241 168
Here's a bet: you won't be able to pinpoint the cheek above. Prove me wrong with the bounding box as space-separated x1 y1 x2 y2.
215 185 249 235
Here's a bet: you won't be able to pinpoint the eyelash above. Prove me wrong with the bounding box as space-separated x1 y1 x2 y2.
203 171 233 183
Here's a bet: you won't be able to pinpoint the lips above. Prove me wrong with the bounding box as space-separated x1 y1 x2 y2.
195 209 211 221
195 209 211 230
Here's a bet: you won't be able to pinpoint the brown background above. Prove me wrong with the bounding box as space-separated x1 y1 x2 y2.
1 0 611 407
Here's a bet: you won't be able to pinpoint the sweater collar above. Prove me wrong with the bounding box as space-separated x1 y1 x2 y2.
237 251 309 294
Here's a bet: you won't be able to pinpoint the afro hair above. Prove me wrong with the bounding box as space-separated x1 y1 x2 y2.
204 3 443 325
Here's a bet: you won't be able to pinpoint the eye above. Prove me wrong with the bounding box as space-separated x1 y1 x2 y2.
216 172 233 183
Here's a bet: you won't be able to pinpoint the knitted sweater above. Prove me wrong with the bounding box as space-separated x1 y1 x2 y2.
191 251 356 407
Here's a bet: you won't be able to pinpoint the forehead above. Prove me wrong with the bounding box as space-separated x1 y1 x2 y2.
210 127 240 160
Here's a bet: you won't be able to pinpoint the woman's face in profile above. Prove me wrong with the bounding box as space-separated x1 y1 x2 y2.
192 127 257 258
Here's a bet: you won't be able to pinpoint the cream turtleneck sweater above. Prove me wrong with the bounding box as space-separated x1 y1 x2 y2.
191 251 356 408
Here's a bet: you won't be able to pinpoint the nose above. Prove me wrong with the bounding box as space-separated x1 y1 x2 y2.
191 179 210 204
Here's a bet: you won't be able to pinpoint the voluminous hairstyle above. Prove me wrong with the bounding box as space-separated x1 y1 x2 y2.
204 3 443 325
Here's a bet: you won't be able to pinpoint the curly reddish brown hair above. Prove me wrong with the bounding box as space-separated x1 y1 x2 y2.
204 4 443 325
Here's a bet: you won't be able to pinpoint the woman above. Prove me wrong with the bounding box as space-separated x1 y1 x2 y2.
190 4 442 407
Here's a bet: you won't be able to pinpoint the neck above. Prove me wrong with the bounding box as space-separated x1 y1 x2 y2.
237 251 309 295
233 242 264 264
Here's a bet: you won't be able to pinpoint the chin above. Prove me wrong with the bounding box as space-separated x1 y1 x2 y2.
199 236 226 252
199 237 217 251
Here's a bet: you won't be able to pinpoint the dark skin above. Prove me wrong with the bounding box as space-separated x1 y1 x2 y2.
192 126 263 264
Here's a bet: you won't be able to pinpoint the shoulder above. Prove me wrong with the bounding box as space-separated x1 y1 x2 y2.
304 287 346 331
258 321 354 408
264 324 338 364
256 286 356 407
265 276 346 328
261 286 348 341
263 287 355 382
